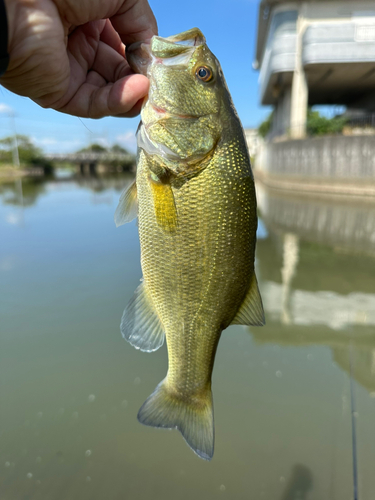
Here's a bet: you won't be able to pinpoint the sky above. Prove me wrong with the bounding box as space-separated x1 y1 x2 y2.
0 0 271 155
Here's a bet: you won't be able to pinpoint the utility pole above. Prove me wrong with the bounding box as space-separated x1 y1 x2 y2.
9 111 20 167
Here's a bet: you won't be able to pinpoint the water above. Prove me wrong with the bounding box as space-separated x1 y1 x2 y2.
1 173 375 499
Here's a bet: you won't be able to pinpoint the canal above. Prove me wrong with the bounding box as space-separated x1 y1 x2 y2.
1 173 374 499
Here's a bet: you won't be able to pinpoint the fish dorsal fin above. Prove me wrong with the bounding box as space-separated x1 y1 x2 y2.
114 180 138 227
121 282 165 352
231 274 265 326
149 178 178 233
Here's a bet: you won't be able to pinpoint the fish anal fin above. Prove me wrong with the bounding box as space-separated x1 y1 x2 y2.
121 282 165 352
138 379 214 460
231 273 265 326
115 180 138 227
149 179 178 233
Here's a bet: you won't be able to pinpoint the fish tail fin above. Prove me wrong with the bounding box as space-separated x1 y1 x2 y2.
137 379 214 460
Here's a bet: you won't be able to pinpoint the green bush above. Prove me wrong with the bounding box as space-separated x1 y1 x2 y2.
306 110 347 136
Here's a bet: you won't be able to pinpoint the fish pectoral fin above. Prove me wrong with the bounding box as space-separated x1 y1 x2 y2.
231 273 265 326
149 178 178 233
121 282 165 352
114 180 138 227
138 379 214 461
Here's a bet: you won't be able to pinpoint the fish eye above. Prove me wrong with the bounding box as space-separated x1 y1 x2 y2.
196 66 213 82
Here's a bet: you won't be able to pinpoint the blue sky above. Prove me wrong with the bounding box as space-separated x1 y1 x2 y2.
0 0 271 154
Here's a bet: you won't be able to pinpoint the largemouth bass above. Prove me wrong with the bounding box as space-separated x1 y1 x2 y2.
115 28 264 460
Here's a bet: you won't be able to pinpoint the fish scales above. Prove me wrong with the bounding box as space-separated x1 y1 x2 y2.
138 136 255 387
116 27 264 460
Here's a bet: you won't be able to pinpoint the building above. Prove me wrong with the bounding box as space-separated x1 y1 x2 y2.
255 0 375 138
244 128 262 158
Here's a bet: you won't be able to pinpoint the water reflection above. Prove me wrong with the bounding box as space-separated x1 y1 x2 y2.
0 177 44 207
256 182 375 256
281 464 313 500
0 171 130 207
255 183 375 396
1 173 375 498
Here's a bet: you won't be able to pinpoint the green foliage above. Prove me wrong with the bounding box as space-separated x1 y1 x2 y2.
111 144 129 154
306 110 347 136
0 135 53 171
75 142 134 170
77 143 107 153
258 111 273 138
76 143 130 154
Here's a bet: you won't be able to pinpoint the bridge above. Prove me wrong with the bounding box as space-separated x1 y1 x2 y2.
45 151 135 174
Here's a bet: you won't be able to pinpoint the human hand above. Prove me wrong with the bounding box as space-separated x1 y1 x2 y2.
0 0 157 118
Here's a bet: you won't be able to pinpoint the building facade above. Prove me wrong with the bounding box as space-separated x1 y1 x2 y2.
244 128 262 158
255 0 375 138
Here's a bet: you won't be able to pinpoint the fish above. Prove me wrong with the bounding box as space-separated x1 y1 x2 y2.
115 28 264 460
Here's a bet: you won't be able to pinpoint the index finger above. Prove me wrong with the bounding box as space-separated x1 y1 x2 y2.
111 0 158 47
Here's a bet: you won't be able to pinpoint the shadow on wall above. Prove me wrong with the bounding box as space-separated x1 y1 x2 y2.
281 464 313 500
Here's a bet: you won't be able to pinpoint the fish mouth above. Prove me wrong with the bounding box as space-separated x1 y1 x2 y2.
126 28 206 75
129 29 209 160
126 41 152 76
150 28 205 61
150 103 198 120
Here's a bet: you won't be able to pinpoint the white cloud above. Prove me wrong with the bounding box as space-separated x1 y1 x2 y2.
32 137 58 146
5 213 22 226
31 136 84 153
0 103 13 114
95 137 110 147
116 131 137 152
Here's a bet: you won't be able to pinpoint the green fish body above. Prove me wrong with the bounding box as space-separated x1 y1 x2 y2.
115 28 264 460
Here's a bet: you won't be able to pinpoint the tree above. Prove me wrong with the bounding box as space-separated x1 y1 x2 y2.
0 135 53 171
77 143 107 153
111 144 129 154
258 111 273 138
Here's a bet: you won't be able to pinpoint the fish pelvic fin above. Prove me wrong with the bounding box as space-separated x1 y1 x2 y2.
231 273 265 326
121 282 165 352
149 178 178 233
137 379 214 461
115 180 138 227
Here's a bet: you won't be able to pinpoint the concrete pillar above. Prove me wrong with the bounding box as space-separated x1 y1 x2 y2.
89 162 96 175
282 87 292 134
290 7 308 139
271 86 293 137
272 99 282 136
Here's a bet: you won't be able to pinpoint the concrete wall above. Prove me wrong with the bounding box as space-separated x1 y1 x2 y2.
256 134 375 179
303 22 375 65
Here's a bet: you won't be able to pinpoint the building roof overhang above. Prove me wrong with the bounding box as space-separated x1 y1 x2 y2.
255 0 290 67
